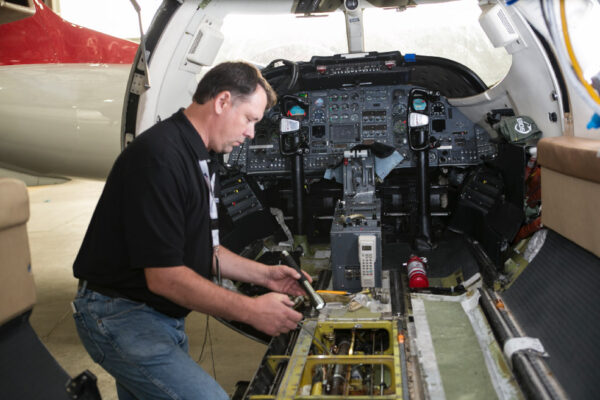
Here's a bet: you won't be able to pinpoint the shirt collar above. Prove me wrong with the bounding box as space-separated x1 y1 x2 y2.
174 108 211 161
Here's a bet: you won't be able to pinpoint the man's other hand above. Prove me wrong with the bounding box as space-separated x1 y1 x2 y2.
250 293 303 336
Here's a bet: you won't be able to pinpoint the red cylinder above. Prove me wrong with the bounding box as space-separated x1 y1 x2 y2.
407 256 429 288
524 155 537 180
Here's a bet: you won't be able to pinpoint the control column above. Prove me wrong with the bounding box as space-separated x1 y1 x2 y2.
280 118 308 235
408 89 436 251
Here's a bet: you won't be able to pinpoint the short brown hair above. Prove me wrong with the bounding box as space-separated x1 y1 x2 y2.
193 61 277 109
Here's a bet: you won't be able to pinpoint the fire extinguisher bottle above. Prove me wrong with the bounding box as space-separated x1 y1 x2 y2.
407 256 429 288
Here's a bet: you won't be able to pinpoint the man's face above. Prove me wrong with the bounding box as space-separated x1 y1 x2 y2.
214 85 267 154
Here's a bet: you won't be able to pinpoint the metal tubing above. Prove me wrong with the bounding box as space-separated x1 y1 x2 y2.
331 340 351 395
291 153 305 235
369 330 375 396
398 322 410 400
479 288 564 399
379 335 385 395
416 142 432 244
343 330 357 397
390 269 405 318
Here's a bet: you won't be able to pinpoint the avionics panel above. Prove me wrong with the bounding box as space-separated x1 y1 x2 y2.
227 85 496 176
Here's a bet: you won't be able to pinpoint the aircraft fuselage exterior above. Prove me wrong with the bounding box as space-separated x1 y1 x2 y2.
0 1 136 178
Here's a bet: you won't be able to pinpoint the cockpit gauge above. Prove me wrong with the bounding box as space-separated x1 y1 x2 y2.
392 103 407 117
432 102 445 116
287 105 307 118
314 97 325 108
393 119 407 136
412 98 427 111
313 109 326 123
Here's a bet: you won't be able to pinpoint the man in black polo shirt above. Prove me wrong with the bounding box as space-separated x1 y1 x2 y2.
72 62 307 400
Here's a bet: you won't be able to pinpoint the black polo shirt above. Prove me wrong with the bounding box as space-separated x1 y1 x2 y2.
74 109 216 318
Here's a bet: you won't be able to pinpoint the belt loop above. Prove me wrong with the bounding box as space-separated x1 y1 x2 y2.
75 279 87 299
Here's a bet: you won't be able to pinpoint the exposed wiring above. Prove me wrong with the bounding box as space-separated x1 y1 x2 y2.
229 139 246 169
298 322 331 355
197 315 218 380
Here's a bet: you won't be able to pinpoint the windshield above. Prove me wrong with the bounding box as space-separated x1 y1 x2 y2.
212 0 511 88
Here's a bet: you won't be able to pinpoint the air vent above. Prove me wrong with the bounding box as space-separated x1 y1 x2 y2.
479 4 522 52
496 9 516 35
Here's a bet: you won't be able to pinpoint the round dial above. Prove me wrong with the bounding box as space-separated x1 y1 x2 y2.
313 109 325 122
392 103 407 117
432 102 445 116
393 119 407 136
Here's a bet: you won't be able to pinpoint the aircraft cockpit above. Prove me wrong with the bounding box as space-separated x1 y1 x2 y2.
224 50 503 258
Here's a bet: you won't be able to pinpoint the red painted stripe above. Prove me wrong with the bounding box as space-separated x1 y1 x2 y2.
0 0 138 65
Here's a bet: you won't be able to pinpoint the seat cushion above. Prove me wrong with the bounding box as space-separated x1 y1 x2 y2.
0 178 35 325
537 136 600 183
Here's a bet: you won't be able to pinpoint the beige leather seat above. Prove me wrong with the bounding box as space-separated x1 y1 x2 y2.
538 136 600 257
0 178 73 399
0 178 36 326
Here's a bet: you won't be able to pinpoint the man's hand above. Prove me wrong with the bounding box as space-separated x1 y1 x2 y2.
249 292 303 336
145 266 302 336
264 265 312 297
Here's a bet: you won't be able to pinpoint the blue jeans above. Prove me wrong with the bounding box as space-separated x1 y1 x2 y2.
72 286 229 400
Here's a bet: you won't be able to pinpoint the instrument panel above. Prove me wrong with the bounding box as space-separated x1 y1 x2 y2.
227 84 496 175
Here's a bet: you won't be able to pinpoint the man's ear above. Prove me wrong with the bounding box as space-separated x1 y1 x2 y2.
214 91 232 114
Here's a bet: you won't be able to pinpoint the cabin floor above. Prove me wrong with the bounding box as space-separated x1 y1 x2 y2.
26 179 266 400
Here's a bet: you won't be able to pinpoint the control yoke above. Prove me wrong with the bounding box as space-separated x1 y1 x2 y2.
408 88 437 250
279 96 310 235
